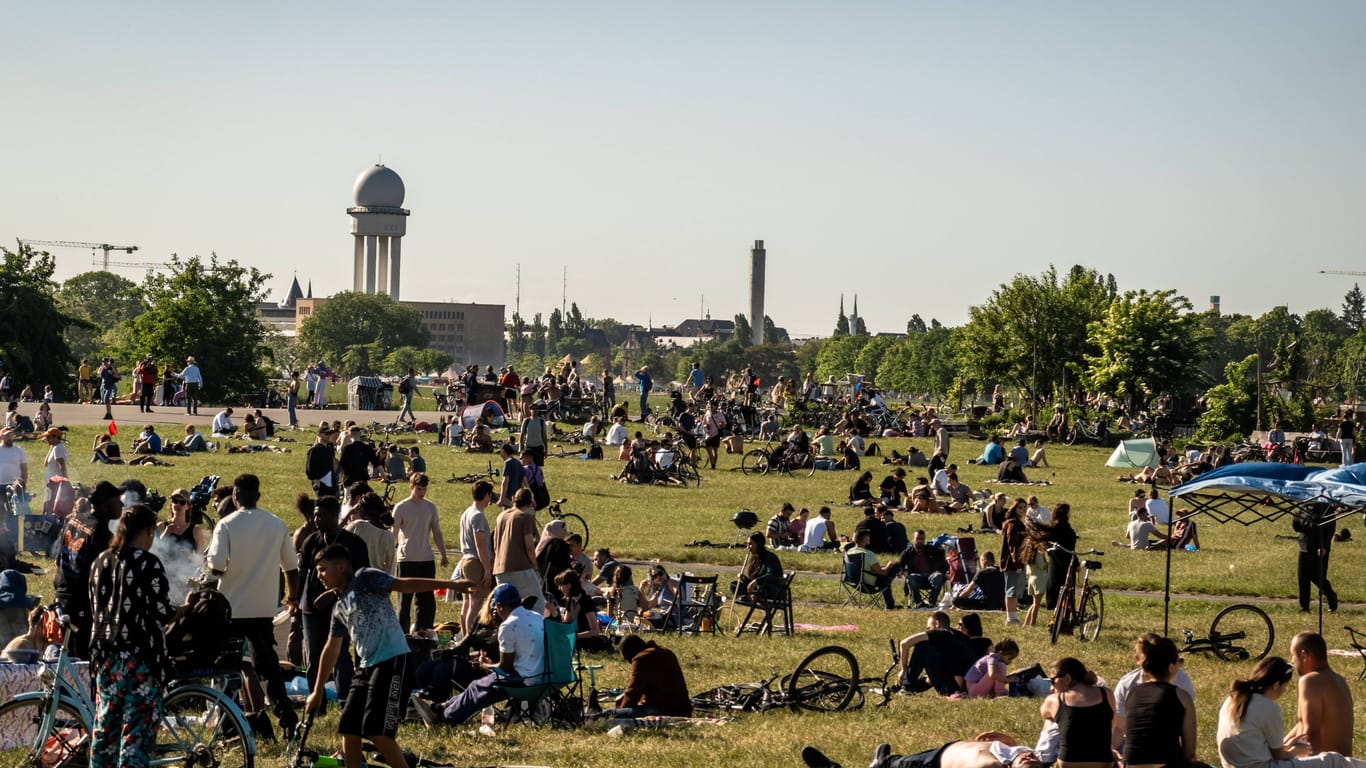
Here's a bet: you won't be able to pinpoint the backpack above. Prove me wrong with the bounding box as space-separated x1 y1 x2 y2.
398 376 412 395
164 588 235 672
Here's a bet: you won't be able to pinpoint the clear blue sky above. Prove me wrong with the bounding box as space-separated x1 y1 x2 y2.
3 2 1364 337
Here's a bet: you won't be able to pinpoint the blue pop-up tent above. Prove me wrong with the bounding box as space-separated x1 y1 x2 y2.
1166 462 1366 632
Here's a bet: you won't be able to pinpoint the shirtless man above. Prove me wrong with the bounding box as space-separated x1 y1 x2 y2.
1286 631 1354 756
803 733 1045 768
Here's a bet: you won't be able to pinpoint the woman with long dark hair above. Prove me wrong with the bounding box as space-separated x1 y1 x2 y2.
1040 656 1117 768
1046 503 1079 610
849 471 875 506
88 504 183 768
1121 634 1196 768
1216 656 1338 768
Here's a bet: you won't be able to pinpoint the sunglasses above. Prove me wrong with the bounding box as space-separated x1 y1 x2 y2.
172 499 188 505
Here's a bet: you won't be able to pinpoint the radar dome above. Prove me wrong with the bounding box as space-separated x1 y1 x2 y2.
353 165 405 207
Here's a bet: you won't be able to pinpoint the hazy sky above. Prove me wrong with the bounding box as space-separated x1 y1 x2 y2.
3 3 1364 337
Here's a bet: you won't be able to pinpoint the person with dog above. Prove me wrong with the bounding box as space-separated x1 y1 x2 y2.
307 543 472 768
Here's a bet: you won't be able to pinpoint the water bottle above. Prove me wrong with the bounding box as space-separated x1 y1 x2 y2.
478 706 496 735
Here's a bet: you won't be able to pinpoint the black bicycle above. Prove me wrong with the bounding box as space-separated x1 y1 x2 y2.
546 498 589 549
1180 604 1274 662
447 461 500 484
1048 544 1104 644
690 645 859 714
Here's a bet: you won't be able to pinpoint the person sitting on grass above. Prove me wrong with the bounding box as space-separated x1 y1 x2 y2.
897 610 975 696
307 543 473 767
996 454 1029 484
951 552 1005 611
1166 511 1201 551
908 478 942 514
1029 440 1049 468
943 472 973 512
132 424 162 455
801 506 839 551
767 503 799 548
1039 656 1118 765
1125 508 1169 550
881 508 908 554
552 569 611 653
598 635 692 720
91 433 124 464
964 638 1019 699
849 471 875 507
603 564 643 624
973 436 1006 466
1 605 45 664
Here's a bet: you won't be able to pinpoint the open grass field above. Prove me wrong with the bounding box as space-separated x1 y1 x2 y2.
6 409 1364 767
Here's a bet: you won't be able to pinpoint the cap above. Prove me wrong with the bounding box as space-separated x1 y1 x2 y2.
491 583 521 605
89 480 122 507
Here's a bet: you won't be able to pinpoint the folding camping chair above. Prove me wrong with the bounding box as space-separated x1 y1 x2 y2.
668 573 722 635
840 550 892 609
734 572 794 637
945 536 978 605
497 617 583 727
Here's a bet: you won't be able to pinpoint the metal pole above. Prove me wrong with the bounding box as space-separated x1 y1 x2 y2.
1163 500 1174 638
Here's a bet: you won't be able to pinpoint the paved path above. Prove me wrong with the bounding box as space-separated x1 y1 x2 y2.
37 400 435 430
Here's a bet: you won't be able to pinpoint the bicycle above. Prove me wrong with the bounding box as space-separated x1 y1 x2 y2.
0 605 257 768
690 645 859 714
447 460 500 484
1179 604 1274 662
741 441 816 477
848 638 901 710
545 497 589 548
1047 545 1104 644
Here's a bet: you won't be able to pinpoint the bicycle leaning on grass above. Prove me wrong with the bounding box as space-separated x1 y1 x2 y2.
0 605 257 768
1047 544 1105 644
689 645 860 714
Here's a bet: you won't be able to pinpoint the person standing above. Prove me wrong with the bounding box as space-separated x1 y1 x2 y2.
307 544 471 768
298 496 369 716
492 488 541 614
686 362 705 398
88 504 184 768
998 501 1028 626
1286 631 1354 757
634 366 653 421
601 369 616 419
160 363 177 408
204 474 301 736
1292 507 1338 613
397 368 417 424
54 481 122 659
287 371 301 428
455 481 495 636
497 442 524 509
1336 415 1356 467
134 355 157 413
0 426 28 489
176 356 203 416
98 358 121 421
305 427 339 497
519 404 550 467
41 427 69 517
392 473 447 633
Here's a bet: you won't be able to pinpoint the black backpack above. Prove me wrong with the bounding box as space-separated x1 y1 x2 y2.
165 588 236 673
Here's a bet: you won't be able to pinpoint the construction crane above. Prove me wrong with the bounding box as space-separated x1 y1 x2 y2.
1320 269 1366 277
17 239 161 272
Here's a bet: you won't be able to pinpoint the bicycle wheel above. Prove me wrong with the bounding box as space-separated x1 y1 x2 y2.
786 645 859 712
0 697 90 768
1077 586 1104 642
802 453 817 477
677 460 702 487
1049 591 1072 645
1210 603 1274 662
557 513 590 549
1065 427 1079 445
741 449 770 476
158 686 255 768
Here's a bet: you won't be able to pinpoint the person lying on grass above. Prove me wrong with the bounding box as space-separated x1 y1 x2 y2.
802 731 1046 768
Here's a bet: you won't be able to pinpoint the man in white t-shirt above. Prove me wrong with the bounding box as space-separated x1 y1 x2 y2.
205 473 301 734
605 417 628 447
1145 487 1172 525
1125 509 1168 550
211 407 237 436
427 583 546 726
1025 495 1051 526
801 506 838 551
931 463 957 495
392 473 447 633
0 428 27 487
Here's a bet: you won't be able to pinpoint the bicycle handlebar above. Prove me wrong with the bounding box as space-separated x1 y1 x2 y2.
1048 544 1104 557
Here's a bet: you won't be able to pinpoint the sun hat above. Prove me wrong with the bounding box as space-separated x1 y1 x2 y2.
41 427 63 440
88 480 122 507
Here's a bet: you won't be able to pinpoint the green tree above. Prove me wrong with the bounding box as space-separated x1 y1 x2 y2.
121 254 270 402
879 326 959 397
529 313 546 358
383 346 453 375
0 244 78 396
1341 283 1364 333
956 265 1112 409
906 314 927 334
833 297 850 337
853 336 897 386
297 292 429 375
763 315 789 344
1084 289 1210 414
507 312 528 357
814 335 866 382
55 271 144 365
732 314 752 348
1195 355 1258 442
547 309 563 354
1340 328 1366 404
565 303 587 335
1298 308 1348 401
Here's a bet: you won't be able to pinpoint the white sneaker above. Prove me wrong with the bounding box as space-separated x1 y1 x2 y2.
1005 616 1022 625
409 695 440 728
